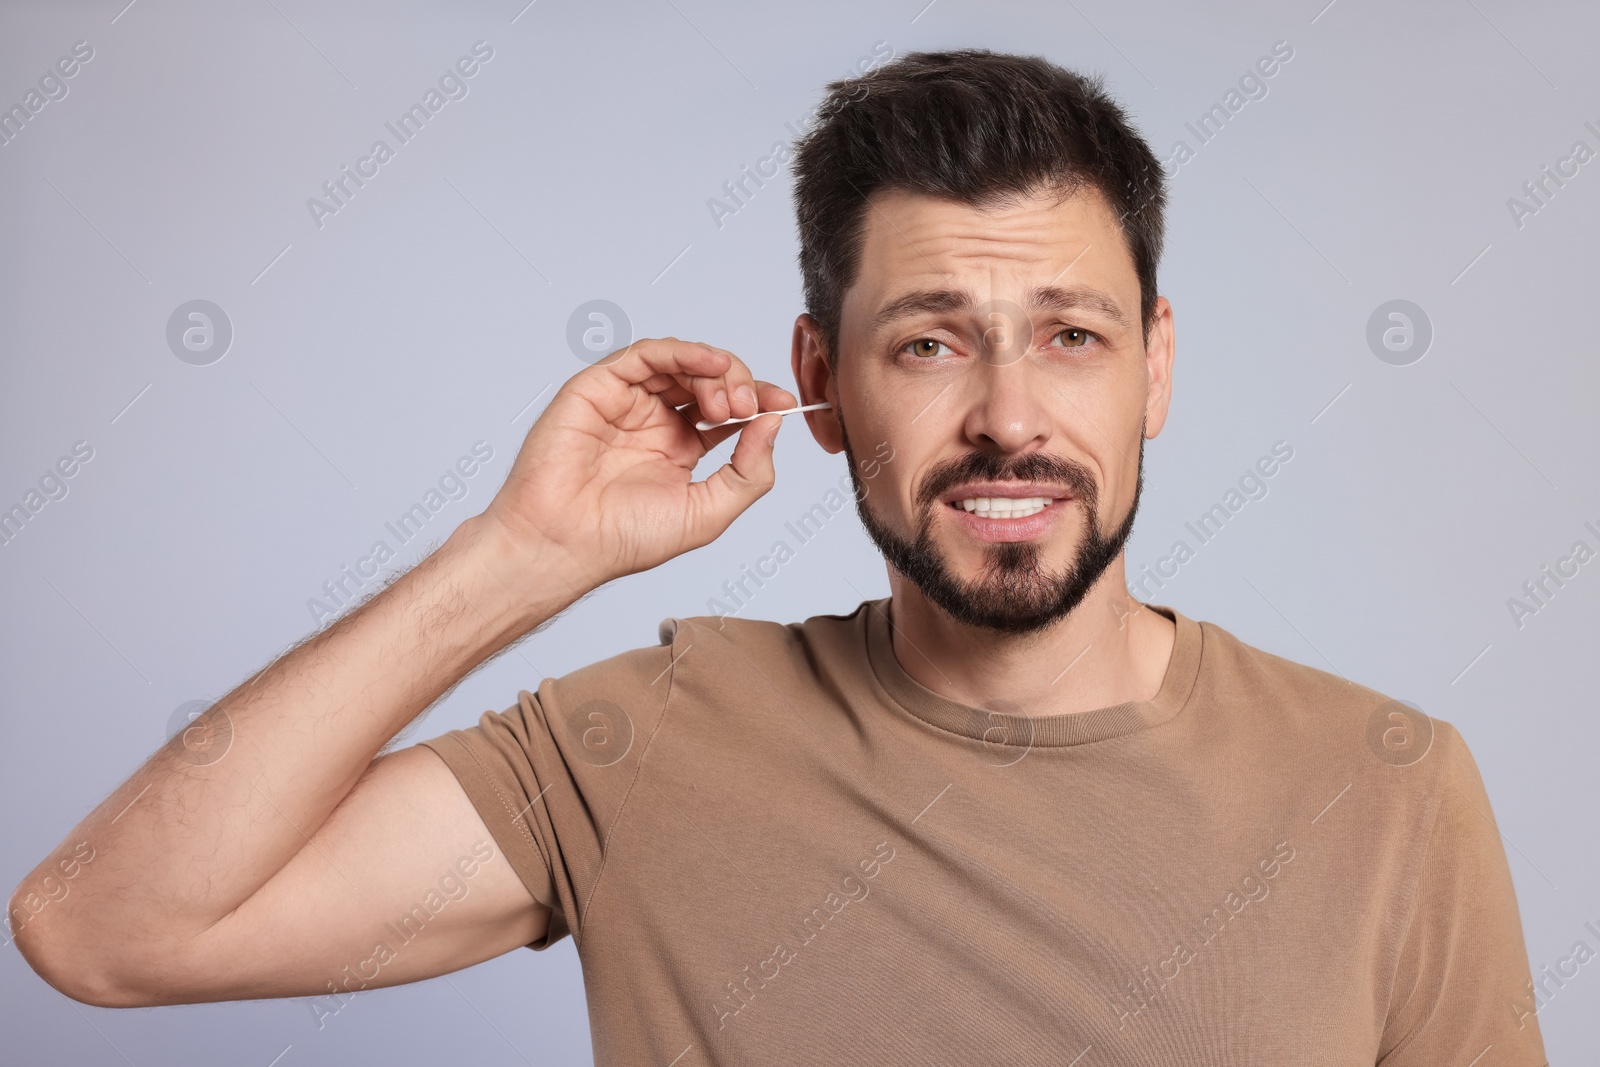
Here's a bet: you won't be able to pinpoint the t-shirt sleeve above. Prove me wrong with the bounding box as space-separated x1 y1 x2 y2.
416 620 680 951
1377 723 1548 1066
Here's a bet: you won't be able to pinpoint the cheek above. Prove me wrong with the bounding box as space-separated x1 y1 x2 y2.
841 388 916 485
839 364 897 429
1090 369 1154 458
1098 353 1152 409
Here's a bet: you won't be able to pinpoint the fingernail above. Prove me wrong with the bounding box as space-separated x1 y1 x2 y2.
735 384 757 410
713 388 727 413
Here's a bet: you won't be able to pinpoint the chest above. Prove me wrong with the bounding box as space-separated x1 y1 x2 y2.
580 749 1392 1066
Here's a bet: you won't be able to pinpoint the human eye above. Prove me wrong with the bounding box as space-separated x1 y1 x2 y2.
1050 326 1099 350
899 337 955 360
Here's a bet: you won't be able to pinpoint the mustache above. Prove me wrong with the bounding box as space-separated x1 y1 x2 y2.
915 451 1098 510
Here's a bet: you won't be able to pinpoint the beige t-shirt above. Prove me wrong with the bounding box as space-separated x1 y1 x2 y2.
419 599 1547 1066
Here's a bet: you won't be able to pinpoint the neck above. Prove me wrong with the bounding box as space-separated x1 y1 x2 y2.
884 557 1177 718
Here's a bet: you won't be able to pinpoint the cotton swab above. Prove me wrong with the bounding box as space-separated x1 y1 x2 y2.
694 401 832 431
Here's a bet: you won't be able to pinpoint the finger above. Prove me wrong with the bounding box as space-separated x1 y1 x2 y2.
602 338 729 391
709 343 773 423
683 411 782 547
686 344 742 421
684 379 800 449
631 352 787 438
706 346 760 420
602 338 741 425
638 373 745 419
693 350 740 424
689 346 736 425
637 374 697 408
755 380 798 412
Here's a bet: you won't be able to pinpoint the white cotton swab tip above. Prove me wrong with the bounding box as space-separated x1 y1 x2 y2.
694 401 832 431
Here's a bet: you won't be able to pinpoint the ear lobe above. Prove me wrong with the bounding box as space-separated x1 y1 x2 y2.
805 404 845 454
801 393 846 455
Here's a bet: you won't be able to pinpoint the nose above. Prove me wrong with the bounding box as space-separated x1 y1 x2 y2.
961 358 1053 454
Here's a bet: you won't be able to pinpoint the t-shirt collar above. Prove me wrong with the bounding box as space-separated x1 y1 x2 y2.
863 596 1203 747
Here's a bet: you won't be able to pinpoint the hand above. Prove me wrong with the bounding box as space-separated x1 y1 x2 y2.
478 338 798 590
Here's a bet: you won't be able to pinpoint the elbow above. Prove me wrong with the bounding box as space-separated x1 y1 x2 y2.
31 961 145 1010
8 887 153 1009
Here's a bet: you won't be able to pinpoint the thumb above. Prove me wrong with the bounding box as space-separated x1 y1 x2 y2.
684 412 781 546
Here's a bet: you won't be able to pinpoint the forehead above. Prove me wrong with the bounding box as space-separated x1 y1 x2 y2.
843 185 1138 324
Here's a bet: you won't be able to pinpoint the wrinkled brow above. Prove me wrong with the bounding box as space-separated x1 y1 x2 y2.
869 285 1130 333
1027 285 1130 330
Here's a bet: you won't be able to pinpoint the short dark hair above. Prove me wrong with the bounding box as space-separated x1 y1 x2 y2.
792 49 1167 370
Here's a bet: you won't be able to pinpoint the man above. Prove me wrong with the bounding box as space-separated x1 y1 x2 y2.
11 49 1546 1065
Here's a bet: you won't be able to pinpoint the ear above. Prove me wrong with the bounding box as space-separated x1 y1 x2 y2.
1141 295 1175 440
792 313 845 454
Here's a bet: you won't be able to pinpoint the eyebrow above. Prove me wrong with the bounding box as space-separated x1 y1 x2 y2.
869 284 1132 333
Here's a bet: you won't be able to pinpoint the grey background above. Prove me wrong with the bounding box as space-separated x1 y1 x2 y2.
2 0 1596 1062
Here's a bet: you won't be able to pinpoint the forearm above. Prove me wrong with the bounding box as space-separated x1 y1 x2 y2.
10 515 582 965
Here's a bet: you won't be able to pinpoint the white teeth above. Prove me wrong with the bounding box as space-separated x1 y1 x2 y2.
954 496 1051 519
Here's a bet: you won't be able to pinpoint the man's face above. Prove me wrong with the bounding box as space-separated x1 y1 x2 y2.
795 184 1173 636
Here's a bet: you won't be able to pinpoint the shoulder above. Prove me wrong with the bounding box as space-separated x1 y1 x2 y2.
658 601 871 677
1190 613 1435 750
1181 613 1498 924
1183 612 1472 818
541 601 871 733
1191 614 1383 715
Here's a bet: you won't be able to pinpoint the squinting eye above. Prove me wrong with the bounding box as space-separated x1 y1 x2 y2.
1056 328 1090 348
904 338 950 359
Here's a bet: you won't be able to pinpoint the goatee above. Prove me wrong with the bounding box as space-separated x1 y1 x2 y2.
839 410 1144 636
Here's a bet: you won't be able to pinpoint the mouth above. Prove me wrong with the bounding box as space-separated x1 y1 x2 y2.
941 483 1074 518
939 483 1075 540
947 496 1057 519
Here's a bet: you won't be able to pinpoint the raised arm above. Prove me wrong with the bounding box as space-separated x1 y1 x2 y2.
8 339 795 1007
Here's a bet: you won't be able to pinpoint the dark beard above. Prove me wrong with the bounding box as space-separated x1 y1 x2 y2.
839 411 1144 636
